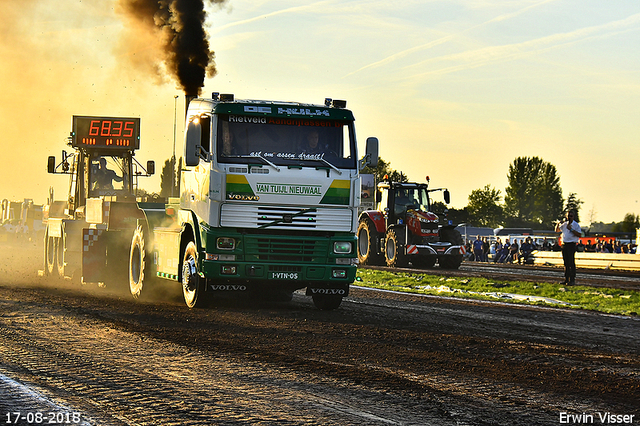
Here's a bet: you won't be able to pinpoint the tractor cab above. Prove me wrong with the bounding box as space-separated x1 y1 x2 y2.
88 152 133 196
377 182 437 226
47 116 154 219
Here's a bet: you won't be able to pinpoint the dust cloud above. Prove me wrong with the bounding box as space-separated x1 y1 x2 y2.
0 0 228 205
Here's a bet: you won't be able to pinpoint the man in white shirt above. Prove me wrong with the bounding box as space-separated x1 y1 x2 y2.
555 210 581 285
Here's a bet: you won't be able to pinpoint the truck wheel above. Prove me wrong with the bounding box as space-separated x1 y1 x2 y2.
357 219 383 265
312 294 343 310
385 228 407 268
129 226 152 300
182 241 209 309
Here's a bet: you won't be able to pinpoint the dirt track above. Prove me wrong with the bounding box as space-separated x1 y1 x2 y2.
0 240 638 425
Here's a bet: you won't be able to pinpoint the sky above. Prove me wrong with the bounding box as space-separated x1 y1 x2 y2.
1 0 639 224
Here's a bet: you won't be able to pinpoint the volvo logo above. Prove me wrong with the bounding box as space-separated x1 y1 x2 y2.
227 193 260 201
210 285 247 291
310 288 346 295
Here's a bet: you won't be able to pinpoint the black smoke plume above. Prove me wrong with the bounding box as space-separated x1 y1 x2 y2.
118 0 226 96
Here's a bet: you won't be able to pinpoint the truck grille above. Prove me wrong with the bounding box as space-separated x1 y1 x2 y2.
245 237 328 263
221 204 352 232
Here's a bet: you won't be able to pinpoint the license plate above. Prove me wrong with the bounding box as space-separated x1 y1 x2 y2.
270 272 299 280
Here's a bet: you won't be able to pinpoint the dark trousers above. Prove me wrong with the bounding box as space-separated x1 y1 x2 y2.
562 242 577 283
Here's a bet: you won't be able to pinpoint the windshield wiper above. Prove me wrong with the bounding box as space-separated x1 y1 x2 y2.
259 208 317 229
231 154 281 172
305 157 342 175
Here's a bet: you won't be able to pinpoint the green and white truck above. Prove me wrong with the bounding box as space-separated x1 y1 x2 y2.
135 93 378 309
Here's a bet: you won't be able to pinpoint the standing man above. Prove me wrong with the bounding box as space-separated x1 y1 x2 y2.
555 210 581 285
472 235 484 262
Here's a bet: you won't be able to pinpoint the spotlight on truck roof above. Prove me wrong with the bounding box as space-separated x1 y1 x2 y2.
220 93 234 102
332 99 347 109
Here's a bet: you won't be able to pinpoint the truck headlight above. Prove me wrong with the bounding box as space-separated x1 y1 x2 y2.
333 241 352 254
217 237 235 250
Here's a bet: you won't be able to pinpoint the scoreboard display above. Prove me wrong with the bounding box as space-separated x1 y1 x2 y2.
72 116 140 149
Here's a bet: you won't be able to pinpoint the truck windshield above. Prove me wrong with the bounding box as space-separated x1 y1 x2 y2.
216 115 356 169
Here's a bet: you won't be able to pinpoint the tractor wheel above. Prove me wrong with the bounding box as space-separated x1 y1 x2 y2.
439 228 464 270
129 225 155 300
55 233 65 278
182 241 210 309
385 228 407 268
357 219 383 265
440 227 464 245
44 229 57 276
312 294 343 310
411 255 436 269
439 255 463 270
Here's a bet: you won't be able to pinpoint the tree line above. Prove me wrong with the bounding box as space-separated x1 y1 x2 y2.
364 156 639 233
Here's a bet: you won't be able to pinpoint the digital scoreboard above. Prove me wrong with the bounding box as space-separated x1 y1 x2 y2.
72 116 140 149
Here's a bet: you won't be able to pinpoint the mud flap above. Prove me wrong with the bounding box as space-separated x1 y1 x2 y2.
306 285 349 298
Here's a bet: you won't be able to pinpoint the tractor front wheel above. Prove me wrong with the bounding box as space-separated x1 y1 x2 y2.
129 225 155 300
385 228 407 268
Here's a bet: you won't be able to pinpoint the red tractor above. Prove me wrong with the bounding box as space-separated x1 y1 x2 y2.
357 177 464 269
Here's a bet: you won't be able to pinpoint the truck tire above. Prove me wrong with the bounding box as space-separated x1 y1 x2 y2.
357 219 383 265
312 294 343 310
129 225 152 300
182 241 209 309
385 228 407 268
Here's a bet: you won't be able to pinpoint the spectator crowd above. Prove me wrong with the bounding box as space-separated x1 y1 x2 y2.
465 235 637 264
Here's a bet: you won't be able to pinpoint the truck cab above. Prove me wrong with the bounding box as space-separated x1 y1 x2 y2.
142 94 377 310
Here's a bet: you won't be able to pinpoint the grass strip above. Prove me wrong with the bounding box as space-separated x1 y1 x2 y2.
354 269 640 316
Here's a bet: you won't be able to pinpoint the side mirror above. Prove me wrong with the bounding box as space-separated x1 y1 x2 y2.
359 137 379 170
146 160 155 176
184 120 201 167
444 189 450 204
47 156 56 174
365 137 379 167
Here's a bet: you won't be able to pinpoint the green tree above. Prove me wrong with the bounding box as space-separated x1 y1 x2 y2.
467 185 503 228
611 213 640 233
160 157 178 198
176 157 182 196
564 193 584 223
361 157 409 184
504 156 563 228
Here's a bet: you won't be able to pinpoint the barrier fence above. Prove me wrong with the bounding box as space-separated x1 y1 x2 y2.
532 251 640 271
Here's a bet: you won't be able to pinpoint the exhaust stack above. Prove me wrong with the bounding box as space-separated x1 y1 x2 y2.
185 94 197 118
